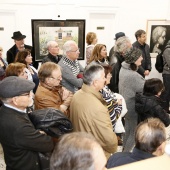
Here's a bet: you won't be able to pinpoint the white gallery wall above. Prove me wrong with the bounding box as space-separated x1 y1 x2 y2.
0 0 170 79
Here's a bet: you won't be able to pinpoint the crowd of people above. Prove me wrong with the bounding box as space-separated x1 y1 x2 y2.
0 30 170 170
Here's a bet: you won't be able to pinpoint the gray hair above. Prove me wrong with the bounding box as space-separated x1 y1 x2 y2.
50 132 100 170
114 36 131 54
63 40 77 56
135 118 166 153
0 98 12 104
46 41 57 50
83 63 104 85
152 26 167 43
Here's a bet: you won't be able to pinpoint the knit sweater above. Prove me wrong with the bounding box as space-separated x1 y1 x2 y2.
58 56 84 93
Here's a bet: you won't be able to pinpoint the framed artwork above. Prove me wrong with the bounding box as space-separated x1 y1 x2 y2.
31 19 86 61
146 19 170 56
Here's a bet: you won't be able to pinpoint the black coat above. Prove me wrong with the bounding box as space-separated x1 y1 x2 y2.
41 53 62 64
0 105 54 170
133 41 152 77
6 44 39 68
108 52 124 93
135 93 170 127
7 44 32 64
107 147 154 168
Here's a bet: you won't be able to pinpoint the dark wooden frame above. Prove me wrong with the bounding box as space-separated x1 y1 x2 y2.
31 19 86 61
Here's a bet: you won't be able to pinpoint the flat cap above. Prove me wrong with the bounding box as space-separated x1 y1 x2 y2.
0 76 35 98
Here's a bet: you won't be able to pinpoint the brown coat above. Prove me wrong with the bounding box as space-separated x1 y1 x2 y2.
35 83 73 117
70 84 118 159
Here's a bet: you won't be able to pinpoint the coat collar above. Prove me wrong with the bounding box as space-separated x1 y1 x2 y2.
81 84 107 105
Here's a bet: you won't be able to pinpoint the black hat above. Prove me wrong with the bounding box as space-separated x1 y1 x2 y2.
124 48 142 64
11 31 26 40
114 32 125 40
0 76 35 98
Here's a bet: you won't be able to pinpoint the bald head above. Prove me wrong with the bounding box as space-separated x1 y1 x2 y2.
135 118 166 154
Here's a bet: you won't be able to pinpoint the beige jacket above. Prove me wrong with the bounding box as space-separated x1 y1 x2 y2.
70 84 118 159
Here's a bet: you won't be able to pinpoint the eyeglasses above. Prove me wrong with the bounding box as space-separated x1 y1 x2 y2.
69 48 80 53
50 76 62 81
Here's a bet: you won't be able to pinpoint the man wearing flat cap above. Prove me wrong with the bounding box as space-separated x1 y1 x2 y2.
6 31 38 68
0 76 54 170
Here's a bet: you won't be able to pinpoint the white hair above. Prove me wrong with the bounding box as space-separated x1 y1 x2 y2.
63 40 77 56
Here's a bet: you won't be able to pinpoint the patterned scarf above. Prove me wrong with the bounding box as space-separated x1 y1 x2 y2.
62 56 80 76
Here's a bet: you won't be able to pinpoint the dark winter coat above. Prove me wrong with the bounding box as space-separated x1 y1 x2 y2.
0 105 54 170
108 52 124 93
6 44 32 64
135 93 170 127
41 53 62 64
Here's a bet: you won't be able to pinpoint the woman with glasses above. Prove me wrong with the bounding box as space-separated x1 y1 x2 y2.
135 78 170 127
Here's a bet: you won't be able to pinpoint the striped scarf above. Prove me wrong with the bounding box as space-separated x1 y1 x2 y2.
62 56 80 76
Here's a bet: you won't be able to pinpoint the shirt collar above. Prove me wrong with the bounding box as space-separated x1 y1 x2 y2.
4 103 26 113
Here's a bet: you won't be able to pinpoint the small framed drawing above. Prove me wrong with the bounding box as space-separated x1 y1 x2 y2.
31 19 86 61
146 19 170 56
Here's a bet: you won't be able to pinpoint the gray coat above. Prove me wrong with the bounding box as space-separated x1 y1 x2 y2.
163 45 170 74
58 56 84 93
119 62 145 118
119 62 145 152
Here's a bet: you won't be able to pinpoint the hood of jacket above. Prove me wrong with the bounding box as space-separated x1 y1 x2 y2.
135 92 159 113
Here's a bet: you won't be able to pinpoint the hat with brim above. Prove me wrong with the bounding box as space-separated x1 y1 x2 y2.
11 31 26 40
114 32 125 40
0 76 35 98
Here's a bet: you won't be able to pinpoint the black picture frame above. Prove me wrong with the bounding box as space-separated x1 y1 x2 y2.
31 19 86 61
146 20 170 55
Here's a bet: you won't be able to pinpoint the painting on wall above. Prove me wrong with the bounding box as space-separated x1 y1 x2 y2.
146 20 170 55
31 19 85 61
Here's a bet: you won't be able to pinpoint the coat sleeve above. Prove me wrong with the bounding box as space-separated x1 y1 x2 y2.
163 48 170 67
6 50 14 64
61 87 73 108
153 105 170 127
145 45 152 70
91 108 118 154
61 65 83 88
14 116 54 152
